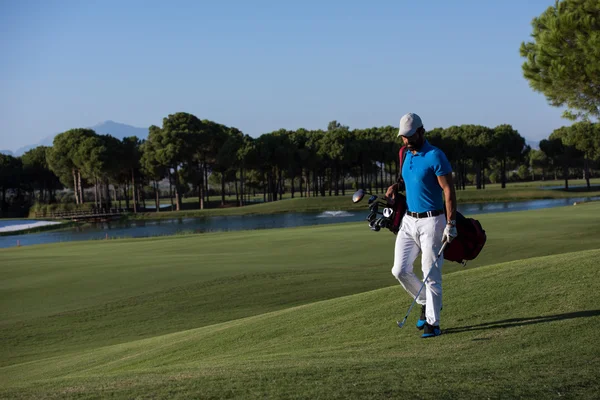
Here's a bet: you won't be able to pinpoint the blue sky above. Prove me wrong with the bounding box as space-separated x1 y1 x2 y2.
1 0 567 151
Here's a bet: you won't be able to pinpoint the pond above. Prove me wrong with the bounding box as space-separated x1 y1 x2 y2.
1 196 598 249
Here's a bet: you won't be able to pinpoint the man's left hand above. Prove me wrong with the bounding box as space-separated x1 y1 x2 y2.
442 224 458 244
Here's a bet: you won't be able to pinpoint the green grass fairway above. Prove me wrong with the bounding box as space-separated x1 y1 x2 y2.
2 203 600 398
1 250 599 399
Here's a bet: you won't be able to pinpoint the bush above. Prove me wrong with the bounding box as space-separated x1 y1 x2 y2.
29 202 96 218
488 171 499 184
517 165 531 181
466 173 476 185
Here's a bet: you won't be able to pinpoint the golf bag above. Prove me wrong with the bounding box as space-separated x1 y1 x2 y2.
444 212 487 264
388 146 409 234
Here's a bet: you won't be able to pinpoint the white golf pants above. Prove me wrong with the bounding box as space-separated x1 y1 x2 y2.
391 214 446 326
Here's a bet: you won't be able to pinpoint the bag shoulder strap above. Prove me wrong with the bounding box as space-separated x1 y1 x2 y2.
396 146 408 186
400 146 408 166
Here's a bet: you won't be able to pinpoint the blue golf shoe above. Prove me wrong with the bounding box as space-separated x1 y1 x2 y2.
421 322 442 338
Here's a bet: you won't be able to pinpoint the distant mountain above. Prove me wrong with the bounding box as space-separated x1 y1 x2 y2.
91 120 149 141
11 121 149 156
13 135 54 156
1 149 14 156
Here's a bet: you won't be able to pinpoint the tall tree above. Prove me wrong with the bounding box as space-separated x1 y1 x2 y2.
194 120 229 208
460 125 495 189
214 128 243 206
236 134 255 205
321 122 350 196
140 135 167 211
529 149 549 180
306 130 326 197
47 128 97 204
254 132 284 201
0 154 22 216
289 129 312 197
441 126 468 190
121 136 142 212
520 0 600 120
559 121 600 189
380 125 401 189
541 126 584 189
492 125 528 188
75 134 107 208
356 128 381 193
20 146 61 204
148 112 205 211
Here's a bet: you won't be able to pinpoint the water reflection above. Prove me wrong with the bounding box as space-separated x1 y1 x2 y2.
1 196 598 248
459 197 599 213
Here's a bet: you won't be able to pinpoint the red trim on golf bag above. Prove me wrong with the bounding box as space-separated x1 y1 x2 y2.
389 146 408 234
389 193 407 234
444 212 487 263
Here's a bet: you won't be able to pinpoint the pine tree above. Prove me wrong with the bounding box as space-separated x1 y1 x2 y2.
520 0 600 120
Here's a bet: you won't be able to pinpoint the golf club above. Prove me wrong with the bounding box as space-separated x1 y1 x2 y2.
352 189 369 203
396 241 449 329
352 189 391 204
353 189 398 233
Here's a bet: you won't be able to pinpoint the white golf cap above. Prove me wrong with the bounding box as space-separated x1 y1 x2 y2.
398 113 423 137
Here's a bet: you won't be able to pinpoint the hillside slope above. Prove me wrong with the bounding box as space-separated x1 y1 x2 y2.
2 249 599 399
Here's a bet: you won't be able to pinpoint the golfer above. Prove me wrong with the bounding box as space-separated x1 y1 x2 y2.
386 113 458 338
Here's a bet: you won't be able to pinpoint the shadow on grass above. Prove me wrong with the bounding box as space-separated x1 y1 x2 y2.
444 309 600 335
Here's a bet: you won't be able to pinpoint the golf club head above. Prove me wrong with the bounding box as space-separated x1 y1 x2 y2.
367 195 378 204
352 189 365 204
369 220 381 231
397 318 408 328
369 204 379 215
366 211 377 222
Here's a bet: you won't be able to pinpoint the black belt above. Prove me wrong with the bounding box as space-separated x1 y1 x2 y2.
406 209 444 218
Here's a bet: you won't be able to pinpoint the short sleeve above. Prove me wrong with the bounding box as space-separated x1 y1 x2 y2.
432 149 452 176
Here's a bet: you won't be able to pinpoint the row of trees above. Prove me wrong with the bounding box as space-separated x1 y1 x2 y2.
536 121 600 189
1 113 599 217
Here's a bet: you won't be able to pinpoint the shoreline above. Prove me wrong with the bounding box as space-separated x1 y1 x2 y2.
0 221 72 236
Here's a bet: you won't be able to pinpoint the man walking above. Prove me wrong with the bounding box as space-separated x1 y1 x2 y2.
386 112 458 338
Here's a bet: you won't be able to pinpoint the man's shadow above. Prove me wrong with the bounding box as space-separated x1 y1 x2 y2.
444 310 600 335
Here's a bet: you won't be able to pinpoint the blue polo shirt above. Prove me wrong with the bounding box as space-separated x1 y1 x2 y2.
402 140 452 213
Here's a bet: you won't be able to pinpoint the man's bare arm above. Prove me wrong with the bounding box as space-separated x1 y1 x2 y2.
437 173 457 222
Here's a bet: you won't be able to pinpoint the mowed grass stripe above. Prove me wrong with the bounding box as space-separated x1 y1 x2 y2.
1 249 599 399
1 203 600 368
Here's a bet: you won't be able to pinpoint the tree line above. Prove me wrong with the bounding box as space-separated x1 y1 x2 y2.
1 112 599 217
